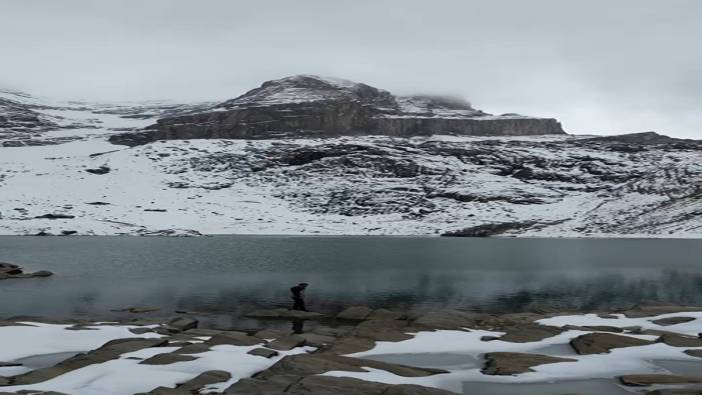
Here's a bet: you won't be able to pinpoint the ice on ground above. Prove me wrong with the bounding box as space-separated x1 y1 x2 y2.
0 322 161 361
323 311 702 393
0 321 315 395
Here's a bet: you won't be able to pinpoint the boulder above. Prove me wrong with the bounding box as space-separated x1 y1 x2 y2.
139 353 198 365
247 348 280 358
657 334 702 347
620 374 702 386
163 317 198 333
177 370 231 392
497 323 564 343
482 352 576 375
652 317 697 326
336 306 373 321
685 349 702 358
570 333 655 355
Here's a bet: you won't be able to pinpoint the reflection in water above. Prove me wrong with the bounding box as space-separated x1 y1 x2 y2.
1 236 702 321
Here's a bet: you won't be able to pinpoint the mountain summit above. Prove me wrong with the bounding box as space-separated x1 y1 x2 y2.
109 75 565 145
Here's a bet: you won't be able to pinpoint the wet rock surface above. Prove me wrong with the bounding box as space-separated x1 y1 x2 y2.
0 263 53 280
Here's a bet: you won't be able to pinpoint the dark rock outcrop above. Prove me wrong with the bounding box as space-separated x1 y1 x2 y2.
109 75 565 146
570 333 655 354
0 262 53 280
482 352 576 375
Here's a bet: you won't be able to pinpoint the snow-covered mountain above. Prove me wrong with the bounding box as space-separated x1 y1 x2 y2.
1 76 700 237
109 75 564 145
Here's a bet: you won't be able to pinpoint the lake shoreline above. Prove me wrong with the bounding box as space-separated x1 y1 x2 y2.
1 302 701 394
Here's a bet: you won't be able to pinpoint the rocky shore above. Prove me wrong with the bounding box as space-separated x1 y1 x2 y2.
1 302 701 394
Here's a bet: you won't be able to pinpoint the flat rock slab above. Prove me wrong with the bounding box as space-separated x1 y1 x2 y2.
163 317 198 333
7 337 168 385
178 370 231 392
413 310 481 330
652 316 697 326
247 348 280 358
227 375 459 395
266 335 306 351
174 343 211 354
245 308 324 320
111 306 161 314
297 333 336 348
140 353 198 365
658 334 702 347
620 374 702 386
482 352 576 375
288 375 459 395
325 336 376 355
205 332 261 347
337 306 372 321
497 323 564 343
685 349 702 358
623 303 702 318
258 353 448 380
647 390 702 395
563 324 624 333
570 333 655 355
351 319 414 342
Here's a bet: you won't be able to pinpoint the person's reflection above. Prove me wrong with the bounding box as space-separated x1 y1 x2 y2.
292 318 304 334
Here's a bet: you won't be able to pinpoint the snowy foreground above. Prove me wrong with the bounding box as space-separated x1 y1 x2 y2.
1 89 701 237
0 306 701 395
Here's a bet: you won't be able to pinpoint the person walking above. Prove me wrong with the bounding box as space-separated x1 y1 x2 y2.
290 282 309 311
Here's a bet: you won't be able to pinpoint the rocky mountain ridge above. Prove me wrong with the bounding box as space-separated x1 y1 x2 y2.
0 82 700 237
109 75 565 145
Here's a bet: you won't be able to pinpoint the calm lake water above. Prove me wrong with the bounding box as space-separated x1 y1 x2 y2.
1 236 701 325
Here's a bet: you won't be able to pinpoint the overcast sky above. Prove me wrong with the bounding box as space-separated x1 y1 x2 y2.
1 0 700 137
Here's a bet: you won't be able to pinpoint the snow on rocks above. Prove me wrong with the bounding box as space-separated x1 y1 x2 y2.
1 133 701 237
0 307 701 394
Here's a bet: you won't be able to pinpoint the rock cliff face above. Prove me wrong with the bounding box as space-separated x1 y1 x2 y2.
109 75 564 145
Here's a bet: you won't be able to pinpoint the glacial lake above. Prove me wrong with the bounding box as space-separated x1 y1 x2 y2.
1 236 701 327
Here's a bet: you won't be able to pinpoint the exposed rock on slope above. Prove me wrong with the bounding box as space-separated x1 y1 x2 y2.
1 85 700 237
109 75 564 145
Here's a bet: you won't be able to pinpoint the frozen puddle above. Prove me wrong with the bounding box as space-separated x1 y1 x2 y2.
14 351 81 370
364 353 480 369
461 378 634 395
